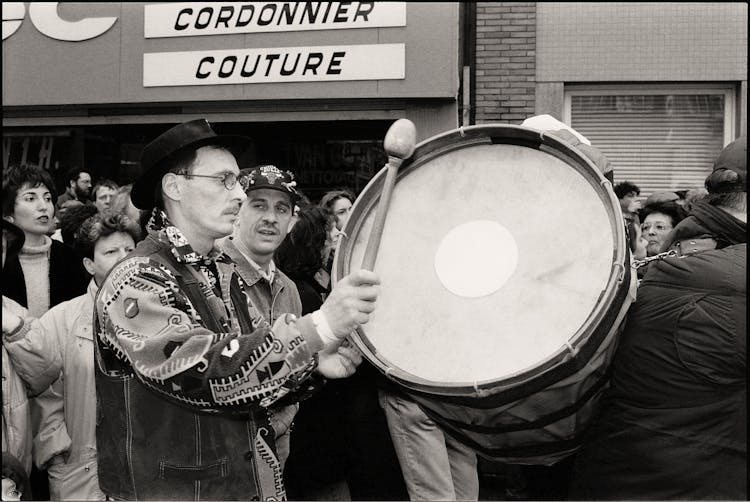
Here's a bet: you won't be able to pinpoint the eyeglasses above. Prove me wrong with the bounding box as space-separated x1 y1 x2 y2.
176 172 249 191
641 223 672 232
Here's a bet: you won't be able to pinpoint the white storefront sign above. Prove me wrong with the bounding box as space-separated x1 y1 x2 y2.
144 2 406 38
2 2 117 41
143 43 405 86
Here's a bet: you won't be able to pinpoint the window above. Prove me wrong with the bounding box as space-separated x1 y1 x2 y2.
564 85 735 199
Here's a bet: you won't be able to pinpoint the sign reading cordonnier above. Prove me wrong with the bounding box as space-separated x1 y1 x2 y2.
143 44 405 87
142 2 406 86
144 2 406 38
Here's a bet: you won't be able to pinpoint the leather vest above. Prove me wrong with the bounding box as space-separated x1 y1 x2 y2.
94 236 284 501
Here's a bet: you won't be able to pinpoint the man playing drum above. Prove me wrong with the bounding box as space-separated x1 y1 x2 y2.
87 119 379 501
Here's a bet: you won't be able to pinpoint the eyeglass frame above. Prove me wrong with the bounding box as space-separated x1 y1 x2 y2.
640 222 673 233
175 171 250 191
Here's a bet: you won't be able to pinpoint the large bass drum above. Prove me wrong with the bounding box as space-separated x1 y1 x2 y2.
332 124 637 465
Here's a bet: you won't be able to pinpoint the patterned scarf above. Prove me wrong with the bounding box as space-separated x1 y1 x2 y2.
147 209 228 292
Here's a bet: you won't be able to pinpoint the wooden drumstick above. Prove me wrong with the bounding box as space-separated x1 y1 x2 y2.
361 118 417 271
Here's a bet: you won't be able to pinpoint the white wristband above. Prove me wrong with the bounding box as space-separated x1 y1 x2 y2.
311 310 337 345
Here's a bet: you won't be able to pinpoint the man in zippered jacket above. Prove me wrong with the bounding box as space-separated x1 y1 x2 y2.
77 119 378 501
219 164 360 471
569 136 746 500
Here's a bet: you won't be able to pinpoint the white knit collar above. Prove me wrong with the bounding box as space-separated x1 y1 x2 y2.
21 234 52 256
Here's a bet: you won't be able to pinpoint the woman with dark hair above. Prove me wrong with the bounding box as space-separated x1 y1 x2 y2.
2 164 89 316
2 212 139 501
276 206 334 312
317 189 355 291
3 220 55 499
277 206 351 500
319 188 355 234
639 200 687 257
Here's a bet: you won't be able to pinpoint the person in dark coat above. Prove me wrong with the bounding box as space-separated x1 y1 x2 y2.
276 206 348 499
276 206 333 315
568 136 747 500
276 206 407 501
2 164 89 315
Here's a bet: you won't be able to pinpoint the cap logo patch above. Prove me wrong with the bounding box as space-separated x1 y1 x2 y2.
260 165 283 184
240 165 300 201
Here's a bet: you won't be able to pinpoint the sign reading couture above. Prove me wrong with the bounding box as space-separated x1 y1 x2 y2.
143 44 405 86
3 1 442 100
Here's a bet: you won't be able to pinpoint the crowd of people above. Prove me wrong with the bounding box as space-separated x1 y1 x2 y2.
1 118 746 501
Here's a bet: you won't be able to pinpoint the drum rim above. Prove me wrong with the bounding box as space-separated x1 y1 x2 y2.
333 124 628 396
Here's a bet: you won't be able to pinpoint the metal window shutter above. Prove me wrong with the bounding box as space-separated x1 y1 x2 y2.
570 94 725 199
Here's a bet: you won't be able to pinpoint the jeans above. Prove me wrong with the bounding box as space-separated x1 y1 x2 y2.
379 390 478 501
269 403 299 470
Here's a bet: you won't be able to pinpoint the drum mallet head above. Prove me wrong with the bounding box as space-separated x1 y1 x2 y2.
384 118 417 165
361 118 417 271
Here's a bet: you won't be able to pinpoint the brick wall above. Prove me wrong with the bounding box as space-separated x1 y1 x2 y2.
474 2 536 124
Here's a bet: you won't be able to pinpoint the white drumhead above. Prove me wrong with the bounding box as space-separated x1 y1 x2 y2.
347 143 615 384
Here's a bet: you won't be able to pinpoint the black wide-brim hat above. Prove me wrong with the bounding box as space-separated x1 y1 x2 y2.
2 218 25 257
131 119 250 209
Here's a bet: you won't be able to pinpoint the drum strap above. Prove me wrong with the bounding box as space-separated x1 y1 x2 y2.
633 238 718 269
633 249 679 270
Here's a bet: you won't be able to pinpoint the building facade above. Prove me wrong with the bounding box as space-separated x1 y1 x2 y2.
3 3 747 201
471 2 748 198
3 2 461 201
